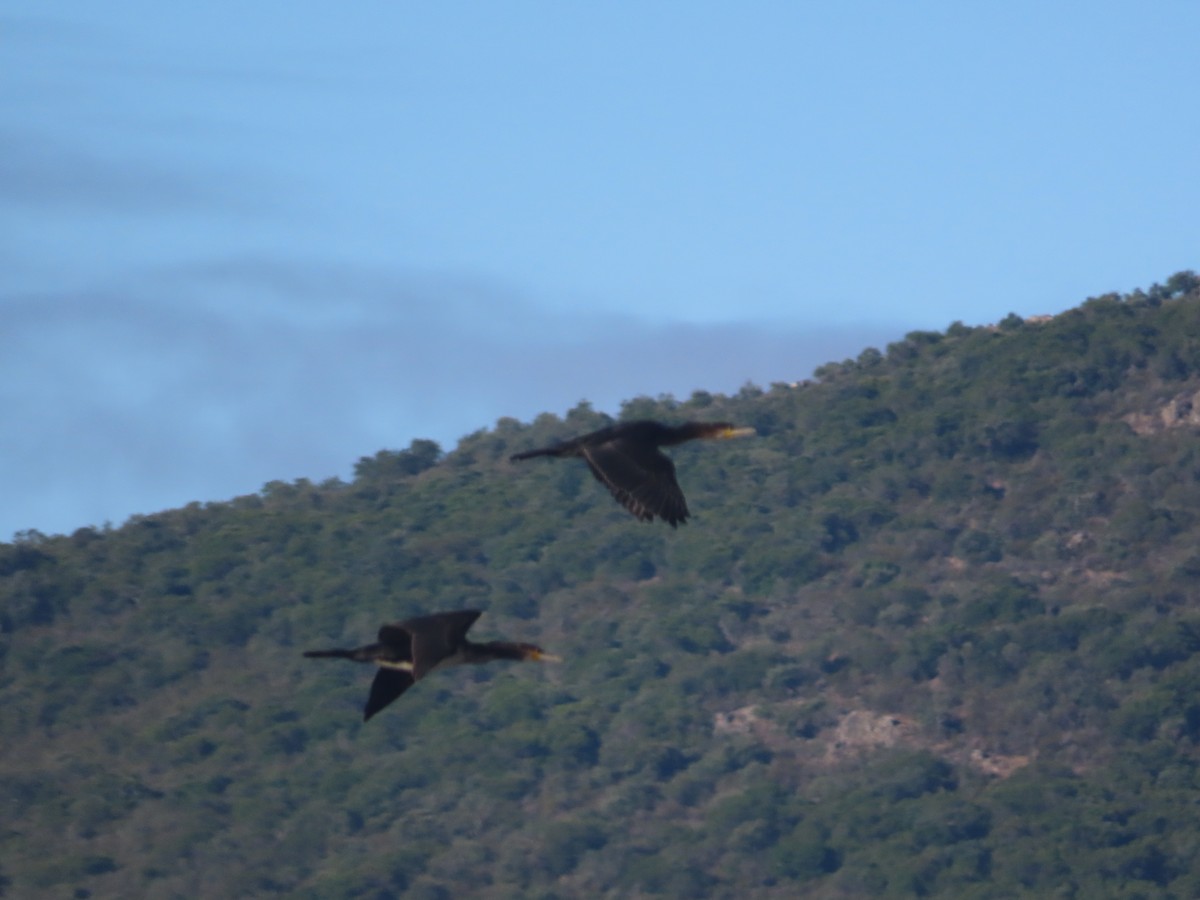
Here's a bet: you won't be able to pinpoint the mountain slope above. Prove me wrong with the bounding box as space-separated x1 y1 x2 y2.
3 272 1200 898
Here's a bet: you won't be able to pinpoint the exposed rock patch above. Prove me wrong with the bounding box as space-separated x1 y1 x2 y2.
1124 389 1200 434
713 705 1032 779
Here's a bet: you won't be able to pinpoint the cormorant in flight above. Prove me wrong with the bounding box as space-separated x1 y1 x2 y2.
304 610 560 721
510 419 755 527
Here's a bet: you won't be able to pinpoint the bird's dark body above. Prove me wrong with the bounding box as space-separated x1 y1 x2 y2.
511 420 701 458
304 610 550 721
510 419 748 527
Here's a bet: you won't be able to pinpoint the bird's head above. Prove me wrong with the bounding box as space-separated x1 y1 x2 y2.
676 421 757 442
718 425 756 440
518 643 563 663
700 423 756 440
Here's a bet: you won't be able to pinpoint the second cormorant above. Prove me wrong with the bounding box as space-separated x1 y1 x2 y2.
304 610 560 721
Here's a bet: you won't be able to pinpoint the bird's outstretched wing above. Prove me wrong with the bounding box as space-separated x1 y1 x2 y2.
398 610 483 679
582 439 690 527
364 668 415 721
376 622 414 661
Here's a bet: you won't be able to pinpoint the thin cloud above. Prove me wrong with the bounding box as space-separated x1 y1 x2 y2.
0 130 276 214
0 259 904 539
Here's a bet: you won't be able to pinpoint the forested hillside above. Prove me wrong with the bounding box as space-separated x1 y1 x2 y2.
4 272 1200 898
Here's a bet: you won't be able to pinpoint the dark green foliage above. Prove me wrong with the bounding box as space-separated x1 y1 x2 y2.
771 821 841 880
353 439 443 481
3 274 1200 897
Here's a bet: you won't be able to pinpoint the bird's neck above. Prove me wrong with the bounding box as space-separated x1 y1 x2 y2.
658 423 706 446
462 641 528 663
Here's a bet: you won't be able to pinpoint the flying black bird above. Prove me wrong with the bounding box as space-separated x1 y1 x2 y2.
510 419 755 527
303 610 560 721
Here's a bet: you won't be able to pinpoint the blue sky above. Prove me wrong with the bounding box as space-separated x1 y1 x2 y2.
3 2 1198 540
